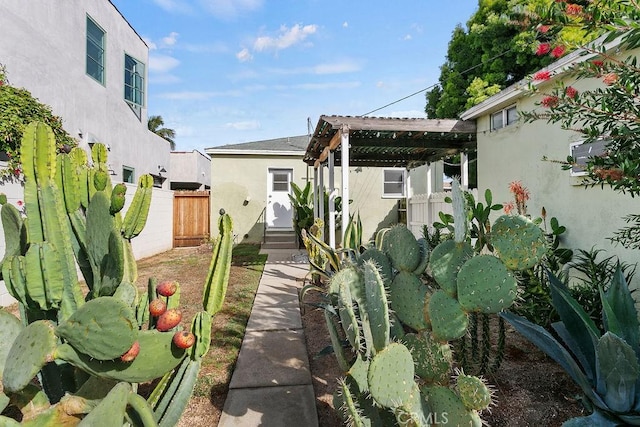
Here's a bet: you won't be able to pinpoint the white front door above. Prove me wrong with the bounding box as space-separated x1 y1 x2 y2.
266 168 293 229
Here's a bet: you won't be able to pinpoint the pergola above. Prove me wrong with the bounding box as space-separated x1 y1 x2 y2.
303 115 477 248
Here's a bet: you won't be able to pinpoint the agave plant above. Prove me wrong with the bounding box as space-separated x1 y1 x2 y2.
501 267 640 425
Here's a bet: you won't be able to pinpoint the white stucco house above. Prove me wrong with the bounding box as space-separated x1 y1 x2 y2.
206 133 407 248
0 0 179 305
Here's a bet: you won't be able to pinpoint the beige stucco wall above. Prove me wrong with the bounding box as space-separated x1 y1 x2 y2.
209 153 401 244
475 71 639 279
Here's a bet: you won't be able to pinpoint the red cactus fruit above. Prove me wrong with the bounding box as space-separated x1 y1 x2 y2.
157 280 178 297
120 341 140 362
149 298 167 317
156 308 182 331
173 331 196 349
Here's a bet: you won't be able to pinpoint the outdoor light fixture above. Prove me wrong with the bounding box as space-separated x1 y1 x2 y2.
158 165 167 173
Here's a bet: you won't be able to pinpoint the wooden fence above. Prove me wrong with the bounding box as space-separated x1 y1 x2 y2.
173 191 210 247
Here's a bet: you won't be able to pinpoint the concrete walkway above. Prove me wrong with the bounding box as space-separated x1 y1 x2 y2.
218 248 318 427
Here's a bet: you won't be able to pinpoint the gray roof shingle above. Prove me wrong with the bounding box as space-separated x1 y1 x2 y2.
210 135 309 152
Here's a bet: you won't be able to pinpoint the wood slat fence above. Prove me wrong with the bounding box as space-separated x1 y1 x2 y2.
173 191 210 247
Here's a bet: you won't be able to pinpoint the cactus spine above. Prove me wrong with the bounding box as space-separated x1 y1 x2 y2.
0 121 234 426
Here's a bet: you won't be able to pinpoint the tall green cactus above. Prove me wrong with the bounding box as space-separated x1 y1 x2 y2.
0 122 234 426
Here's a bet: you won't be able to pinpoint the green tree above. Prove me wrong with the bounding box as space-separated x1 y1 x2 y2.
425 0 573 119
0 64 75 178
148 115 176 150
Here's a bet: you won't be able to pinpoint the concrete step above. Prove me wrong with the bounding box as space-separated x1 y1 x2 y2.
263 229 298 249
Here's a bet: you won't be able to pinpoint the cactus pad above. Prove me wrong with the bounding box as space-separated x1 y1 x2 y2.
0 310 23 376
358 247 392 286
422 384 482 427
457 255 518 313
456 372 492 411
430 240 473 297
390 271 429 331
56 297 137 361
347 356 370 394
383 224 421 272
3 320 57 393
363 260 390 351
404 332 452 385
428 289 468 342
367 342 415 408
490 215 546 271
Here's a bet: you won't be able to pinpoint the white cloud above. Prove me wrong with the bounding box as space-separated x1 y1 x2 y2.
313 60 360 75
143 37 157 50
199 0 263 19
342 21 348 28
152 0 192 13
162 32 180 47
149 54 180 73
225 120 260 130
253 24 318 52
236 48 253 62
159 90 242 100
290 81 361 91
404 34 412 41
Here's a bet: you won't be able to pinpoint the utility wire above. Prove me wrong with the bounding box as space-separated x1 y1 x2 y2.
360 47 514 117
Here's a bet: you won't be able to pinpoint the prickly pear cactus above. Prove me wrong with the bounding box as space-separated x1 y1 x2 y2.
0 122 234 426
303 177 549 426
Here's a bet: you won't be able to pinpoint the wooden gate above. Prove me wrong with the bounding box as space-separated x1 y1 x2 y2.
173 191 210 247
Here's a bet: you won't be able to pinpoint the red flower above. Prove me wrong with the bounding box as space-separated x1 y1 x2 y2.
533 70 552 81
551 45 566 58
503 202 515 215
541 96 559 108
592 60 604 68
536 43 551 56
603 73 618 85
16 200 23 207
565 3 583 16
538 25 551 34
565 86 579 99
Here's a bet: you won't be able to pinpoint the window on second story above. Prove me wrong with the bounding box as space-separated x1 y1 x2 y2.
123 166 135 184
86 16 105 85
383 169 406 198
124 54 145 118
491 105 518 131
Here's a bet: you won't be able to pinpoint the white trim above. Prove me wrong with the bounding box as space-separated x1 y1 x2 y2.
204 149 305 156
382 168 406 198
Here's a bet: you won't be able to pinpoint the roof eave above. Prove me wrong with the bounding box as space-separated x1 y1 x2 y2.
204 148 305 156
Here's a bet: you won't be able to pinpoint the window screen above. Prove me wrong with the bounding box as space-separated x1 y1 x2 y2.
272 172 289 192
570 140 607 176
383 169 405 197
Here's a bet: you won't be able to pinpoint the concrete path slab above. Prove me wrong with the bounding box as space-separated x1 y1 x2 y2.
219 385 317 427
219 248 318 427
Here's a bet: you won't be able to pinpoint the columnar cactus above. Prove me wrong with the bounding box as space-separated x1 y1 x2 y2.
304 179 547 425
0 122 233 426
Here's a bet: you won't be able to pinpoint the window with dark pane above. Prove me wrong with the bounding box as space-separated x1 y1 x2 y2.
86 16 105 84
124 54 145 107
122 166 135 184
272 172 289 192
383 169 405 197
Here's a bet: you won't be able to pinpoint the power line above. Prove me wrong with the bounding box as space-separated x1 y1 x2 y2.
360 48 514 117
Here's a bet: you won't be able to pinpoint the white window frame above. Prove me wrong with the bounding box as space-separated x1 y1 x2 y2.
490 105 518 131
569 139 608 177
382 168 406 198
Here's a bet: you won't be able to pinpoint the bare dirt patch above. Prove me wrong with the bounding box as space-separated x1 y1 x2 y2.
301 290 585 426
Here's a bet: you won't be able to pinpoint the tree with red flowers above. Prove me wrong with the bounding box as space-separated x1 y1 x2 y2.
518 0 640 247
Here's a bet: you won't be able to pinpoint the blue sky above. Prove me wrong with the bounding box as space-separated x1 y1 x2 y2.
110 0 479 152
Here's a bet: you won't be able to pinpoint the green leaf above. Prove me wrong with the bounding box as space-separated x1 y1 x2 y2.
596 332 639 413
601 267 639 356
549 271 600 380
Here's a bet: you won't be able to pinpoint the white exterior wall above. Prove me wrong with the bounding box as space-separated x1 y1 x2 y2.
170 151 211 189
474 75 639 282
0 0 171 188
